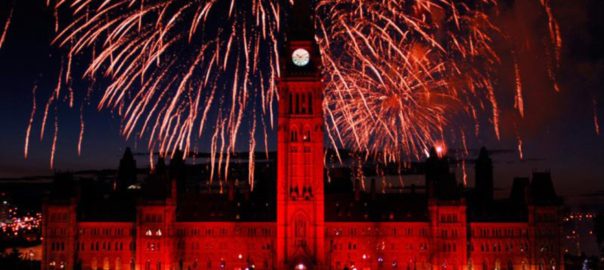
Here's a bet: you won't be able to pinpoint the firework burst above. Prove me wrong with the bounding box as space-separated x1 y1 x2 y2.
22 0 563 187
33 0 283 187
316 0 561 163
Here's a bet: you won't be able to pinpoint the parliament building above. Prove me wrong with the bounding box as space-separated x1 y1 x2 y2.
42 1 564 269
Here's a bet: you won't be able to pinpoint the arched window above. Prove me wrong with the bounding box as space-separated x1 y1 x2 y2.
303 129 311 142
295 93 300 114
301 93 307 114
289 93 293 114
295 217 307 238
308 93 313 114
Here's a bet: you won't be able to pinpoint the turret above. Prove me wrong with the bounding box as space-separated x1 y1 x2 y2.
42 173 78 270
474 147 493 202
425 147 454 199
529 171 559 205
169 149 186 198
509 177 530 205
116 147 137 191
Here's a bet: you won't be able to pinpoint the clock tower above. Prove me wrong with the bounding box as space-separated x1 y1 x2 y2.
276 0 325 269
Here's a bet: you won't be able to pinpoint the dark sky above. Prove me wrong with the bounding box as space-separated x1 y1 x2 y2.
0 0 602 206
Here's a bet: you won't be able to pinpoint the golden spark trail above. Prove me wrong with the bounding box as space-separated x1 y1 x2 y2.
517 135 524 160
0 5 12 49
78 104 85 156
513 54 524 118
24 86 37 159
594 98 600 136
50 113 58 169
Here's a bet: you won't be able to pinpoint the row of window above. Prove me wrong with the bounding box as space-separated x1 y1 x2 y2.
47 212 69 222
440 229 461 238
290 130 312 142
79 227 131 237
470 242 529 253
175 241 274 251
47 228 68 237
288 92 314 115
439 214 460 223
472 228 528 238
288 146 313 153
332 228 430 237
175 227 273 237
49 241 65 251
77 241 133 252
330 242 430 252
143 214 163 223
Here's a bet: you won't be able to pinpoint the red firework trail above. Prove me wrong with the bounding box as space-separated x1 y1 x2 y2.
23 0 562 187
0 4 13 49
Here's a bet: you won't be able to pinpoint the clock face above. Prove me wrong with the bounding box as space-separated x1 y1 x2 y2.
291 48 310 67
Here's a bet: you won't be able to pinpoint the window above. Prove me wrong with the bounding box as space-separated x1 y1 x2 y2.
289 93 293 114
308 93 313 114
303 130 311 142
295 93 300 114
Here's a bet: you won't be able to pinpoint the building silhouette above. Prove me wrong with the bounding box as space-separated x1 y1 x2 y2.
41 1 564 269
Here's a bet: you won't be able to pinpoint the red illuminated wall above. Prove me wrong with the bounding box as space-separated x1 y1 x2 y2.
42 200 563 270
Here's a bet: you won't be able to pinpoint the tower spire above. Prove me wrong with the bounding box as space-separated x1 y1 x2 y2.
288 0 314 40
277 1 325 267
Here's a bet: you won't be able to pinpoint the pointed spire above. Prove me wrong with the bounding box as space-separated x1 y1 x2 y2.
155 157 167 175
478 147 490 160
475 146 493 202
288 0 315 40
117 147 137 191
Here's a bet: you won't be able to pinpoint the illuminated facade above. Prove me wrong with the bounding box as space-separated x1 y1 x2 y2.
42 1 564 269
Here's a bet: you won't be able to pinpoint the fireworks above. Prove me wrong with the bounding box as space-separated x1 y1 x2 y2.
319 0 495 161
317 0 560 162
32 0 283 186
21 0 563 186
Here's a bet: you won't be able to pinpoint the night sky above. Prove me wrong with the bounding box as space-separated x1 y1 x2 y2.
0 0 602 207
